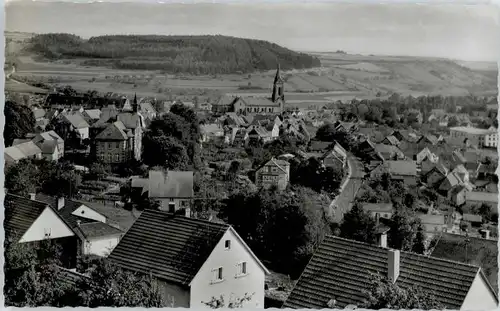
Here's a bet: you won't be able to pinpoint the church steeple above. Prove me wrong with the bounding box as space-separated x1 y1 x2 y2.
272 63 284 102
132 93 138 112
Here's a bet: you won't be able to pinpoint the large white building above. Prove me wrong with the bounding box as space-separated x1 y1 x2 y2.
449 126 498 148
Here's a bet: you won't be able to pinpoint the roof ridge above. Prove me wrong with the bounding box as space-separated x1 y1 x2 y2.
6 193 51 207
142 209 229 228
329 235 481 269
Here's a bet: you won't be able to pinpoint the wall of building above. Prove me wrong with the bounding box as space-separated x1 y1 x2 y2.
84 235 121 257
77 127 90 140
157 280 190 308
96 140 128 164
72 205 107 223
157 198 191 213
461 273 498 311
20 207 75 243
190 229 266 309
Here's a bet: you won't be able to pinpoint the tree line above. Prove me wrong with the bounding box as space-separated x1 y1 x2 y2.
28 33 321 74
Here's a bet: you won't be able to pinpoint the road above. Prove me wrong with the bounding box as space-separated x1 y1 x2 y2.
328 153 365 223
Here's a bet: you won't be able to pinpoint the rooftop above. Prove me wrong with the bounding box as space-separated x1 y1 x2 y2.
450 127 497 135
283 235 485 309
108 209 230 286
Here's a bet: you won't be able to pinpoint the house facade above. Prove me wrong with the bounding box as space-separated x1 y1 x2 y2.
449 126 498 148
255 158 290 191
108 210 270 309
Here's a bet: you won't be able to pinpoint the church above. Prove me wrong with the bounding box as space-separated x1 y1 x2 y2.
212 65 285 115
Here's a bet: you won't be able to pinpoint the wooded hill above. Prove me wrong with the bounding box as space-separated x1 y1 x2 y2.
28 33 321 74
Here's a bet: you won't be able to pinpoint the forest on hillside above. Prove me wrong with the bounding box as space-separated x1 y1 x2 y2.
28 33 321 74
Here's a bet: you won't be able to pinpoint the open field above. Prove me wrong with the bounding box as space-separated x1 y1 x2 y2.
6 31 498 105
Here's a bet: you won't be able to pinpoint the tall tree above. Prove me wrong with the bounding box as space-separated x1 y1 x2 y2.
339 203 377 244
4 100 36 146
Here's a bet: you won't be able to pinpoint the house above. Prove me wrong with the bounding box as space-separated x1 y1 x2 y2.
34 193 124 257
92 95 145 162
465 191 498 208
32 107 46 121
462 214 483 227
449 126 498 148
82 109 102 125
322 141 347 168
362 203 394 220
139 101 158 122
255 158 290 191
439 172 464 193
358 139 384 164
416 147 439 164
5 193 80 268
374 143 405 161
424 165 448 187
60 112 90 140
145 170 195 213
381 135 400 146
30 130 65 161
418 214 446 235
371 160 418 186
108 209 270 308
448 185 467 206
200 123 227 144
5 141 43 164
283 235 498 310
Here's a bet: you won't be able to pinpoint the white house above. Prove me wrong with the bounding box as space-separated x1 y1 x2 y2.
33 193 124 258
108 210 270 308
284 235 498 310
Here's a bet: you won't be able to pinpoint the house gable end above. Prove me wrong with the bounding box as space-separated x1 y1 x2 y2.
20 207 75 243
71 205 107 223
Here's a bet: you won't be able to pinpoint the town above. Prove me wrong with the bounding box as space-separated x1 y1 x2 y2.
3 3 499 310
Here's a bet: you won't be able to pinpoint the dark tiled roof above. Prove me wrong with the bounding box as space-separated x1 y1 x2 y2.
95 121 128 140
5 194 49 237
35 193 96 228
148 170 194 198
283 236 481 309
78 222 123 238
108 210 229 286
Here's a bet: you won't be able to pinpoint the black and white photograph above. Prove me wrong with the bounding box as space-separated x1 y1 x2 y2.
3 1 499 309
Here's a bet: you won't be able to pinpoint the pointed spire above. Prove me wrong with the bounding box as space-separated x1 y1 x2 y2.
132 93 138 113
133 93 137 105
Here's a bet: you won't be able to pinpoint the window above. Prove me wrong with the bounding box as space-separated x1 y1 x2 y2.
114 154 120 162
237 262 247 276
168 202 175 213
212 267 223 282
225 240 231 250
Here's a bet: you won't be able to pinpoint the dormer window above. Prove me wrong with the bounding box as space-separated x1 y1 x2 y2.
225 240 231 250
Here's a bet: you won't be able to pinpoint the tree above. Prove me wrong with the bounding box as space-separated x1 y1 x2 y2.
362 274 443 310
339 203 377 244
4 100 36 146
88 162 110 180
220 186 331 278
388 210 420 251
77 257 167 307
290 157 343 197
5 159 40 196
41 162 82 198
411 224 427 255
142 135 190 170
202 293 254 309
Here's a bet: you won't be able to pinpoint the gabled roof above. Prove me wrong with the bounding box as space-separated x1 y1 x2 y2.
258 158 289 174
95 121 129 140
240 96 279 107
283 236 482 309
5 194 50 237
148 170 194 198
462 213 482 223
117 112 144 129
83 109 102 120
108 210 230 286
213 95 238 107
362 203 394 213
385 160 417 176
63 112 90 129
78 222 123 238
466 191 498 203
383 135 400 145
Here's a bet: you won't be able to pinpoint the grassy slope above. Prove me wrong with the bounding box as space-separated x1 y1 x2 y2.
6 31 498 100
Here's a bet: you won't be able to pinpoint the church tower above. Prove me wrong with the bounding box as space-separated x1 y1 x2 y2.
271 63 285 102
132 93 138 113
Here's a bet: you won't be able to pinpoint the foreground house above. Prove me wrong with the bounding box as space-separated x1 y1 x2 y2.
283 236 498 310
5 141 43 165
108 210 270 308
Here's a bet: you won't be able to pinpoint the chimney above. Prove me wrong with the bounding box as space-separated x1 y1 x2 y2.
57 196 65 210
29 193 36 200
76 220 81 227
377 231 388 248
481 229 490 240
387 249 400 283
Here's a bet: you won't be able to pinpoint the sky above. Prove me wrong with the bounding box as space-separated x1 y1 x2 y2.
5 1 500 62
